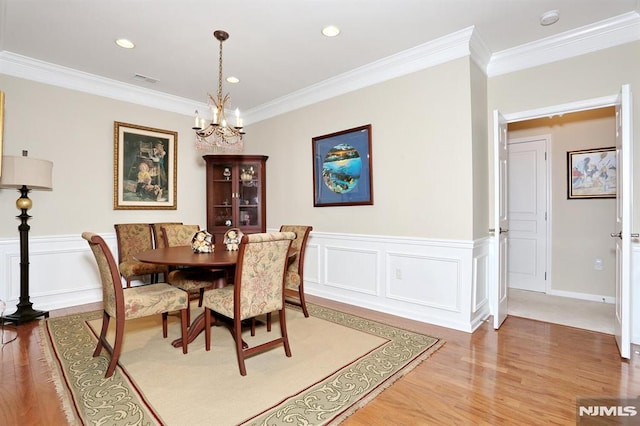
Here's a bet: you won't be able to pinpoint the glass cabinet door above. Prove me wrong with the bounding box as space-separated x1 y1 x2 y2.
210 163 234 228
238 162 261 230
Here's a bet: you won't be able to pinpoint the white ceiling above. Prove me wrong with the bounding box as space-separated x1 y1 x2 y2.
1 0 639 122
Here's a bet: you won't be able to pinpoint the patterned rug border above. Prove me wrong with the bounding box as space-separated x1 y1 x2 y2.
40 303 445 425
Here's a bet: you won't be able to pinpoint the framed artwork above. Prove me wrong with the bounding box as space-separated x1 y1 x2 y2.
567 147 616 199
312 124 373 207
114 122 177 209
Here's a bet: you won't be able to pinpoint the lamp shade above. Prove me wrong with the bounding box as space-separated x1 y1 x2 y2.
0 155 53 190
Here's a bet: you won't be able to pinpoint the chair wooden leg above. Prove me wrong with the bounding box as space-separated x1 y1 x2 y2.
250 318 256 336
198 288 205 307
279 309 292 357
93 311 110 357
234 318 247 376
299 287 309 318
180 309 188 354
204 308 212 351
106 315 125 378
162 312 168 337
266 312 272 332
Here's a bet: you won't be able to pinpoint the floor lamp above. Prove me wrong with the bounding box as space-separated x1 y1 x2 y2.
0 151 53 325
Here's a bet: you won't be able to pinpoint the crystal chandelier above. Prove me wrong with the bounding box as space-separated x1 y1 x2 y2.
194 30 245 150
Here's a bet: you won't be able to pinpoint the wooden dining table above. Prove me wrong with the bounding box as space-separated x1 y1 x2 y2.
134 244 296 348
134 244 239 347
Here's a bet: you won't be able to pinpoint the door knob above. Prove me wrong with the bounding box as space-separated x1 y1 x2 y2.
610 232 622 238
489 227 509 234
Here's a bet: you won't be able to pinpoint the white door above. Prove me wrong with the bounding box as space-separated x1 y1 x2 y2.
612 84 633 359
493 110 509 329
507 137 547 293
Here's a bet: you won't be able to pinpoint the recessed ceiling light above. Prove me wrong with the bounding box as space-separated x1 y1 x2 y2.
322 25 340 37
115 38 135 49
226 76 240 84
540 10 560 26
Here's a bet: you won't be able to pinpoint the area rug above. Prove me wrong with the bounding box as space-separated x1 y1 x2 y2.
41 303 443 425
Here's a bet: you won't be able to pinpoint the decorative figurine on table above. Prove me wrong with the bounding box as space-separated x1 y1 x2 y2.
223 228 242 251
223 167 231 180
191 230 214 253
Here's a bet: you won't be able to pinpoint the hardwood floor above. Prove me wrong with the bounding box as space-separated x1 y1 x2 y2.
1 296 639 425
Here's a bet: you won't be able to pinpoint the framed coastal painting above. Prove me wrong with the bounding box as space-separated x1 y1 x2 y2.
312 124 373 207
567 147 616 199
114 122 177 209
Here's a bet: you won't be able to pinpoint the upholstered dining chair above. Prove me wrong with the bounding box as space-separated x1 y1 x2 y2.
202 231 295 376
279 225 313 317
162 224 225 318
151 222 183 249
114 223 167 287
82 232 189 378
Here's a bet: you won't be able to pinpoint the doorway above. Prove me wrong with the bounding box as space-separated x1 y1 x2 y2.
505 107 617 334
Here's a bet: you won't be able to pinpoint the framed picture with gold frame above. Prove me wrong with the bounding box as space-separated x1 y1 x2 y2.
114 121 177 210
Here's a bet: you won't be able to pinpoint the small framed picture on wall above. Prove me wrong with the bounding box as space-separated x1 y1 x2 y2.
567 147 616 199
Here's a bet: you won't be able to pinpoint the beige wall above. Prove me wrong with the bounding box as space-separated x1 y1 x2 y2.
488 41 640 235
1 57 478 241
249 57 476 240
509 108 616 297
0 75 208 237
1 41 638 247
470 60 489 240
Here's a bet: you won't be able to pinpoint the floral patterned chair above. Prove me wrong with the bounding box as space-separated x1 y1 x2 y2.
151 222 183 248
202 231 295 376
114 223 167 287
162 224 226 321
279 225 313 317
82 232 189 378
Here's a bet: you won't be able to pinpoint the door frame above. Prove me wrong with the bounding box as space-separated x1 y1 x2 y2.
493 92 622 327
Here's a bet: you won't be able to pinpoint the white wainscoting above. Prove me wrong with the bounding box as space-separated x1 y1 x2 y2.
299 231 492 333
1 232 637 341
0 231 492 333
0 234 108 315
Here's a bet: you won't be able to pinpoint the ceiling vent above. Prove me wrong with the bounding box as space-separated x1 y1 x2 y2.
133 73 158 84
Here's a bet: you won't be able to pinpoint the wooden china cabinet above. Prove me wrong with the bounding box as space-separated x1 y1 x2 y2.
203 155 268 242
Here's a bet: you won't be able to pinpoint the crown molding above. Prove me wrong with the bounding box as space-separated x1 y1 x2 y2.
1 11 638 124
0 51 205 116
487 11 640 77
244 27 475 124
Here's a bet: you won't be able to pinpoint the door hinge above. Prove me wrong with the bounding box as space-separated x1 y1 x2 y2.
545 272 547 280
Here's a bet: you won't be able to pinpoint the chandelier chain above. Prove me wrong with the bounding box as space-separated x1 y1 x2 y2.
217 37 224 107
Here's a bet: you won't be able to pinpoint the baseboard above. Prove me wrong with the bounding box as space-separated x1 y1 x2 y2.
542 288 615 304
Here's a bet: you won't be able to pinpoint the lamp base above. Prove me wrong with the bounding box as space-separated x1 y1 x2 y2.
0 304 49 325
